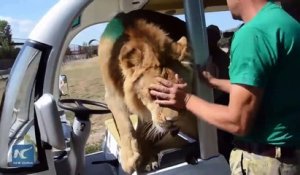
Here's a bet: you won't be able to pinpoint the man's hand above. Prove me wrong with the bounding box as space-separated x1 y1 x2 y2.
201 70 217 88
197 65 231 93
149 75 191 109
197 64 217 88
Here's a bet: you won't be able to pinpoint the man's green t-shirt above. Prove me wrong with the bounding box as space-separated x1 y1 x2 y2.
229 2 300 147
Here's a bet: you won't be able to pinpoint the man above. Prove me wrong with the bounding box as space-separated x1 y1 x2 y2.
149 0 300 174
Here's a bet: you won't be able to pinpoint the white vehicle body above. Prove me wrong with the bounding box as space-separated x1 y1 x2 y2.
0 0 231 174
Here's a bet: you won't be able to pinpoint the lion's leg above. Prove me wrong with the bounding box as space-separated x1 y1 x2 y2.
135 122 160 172
105 91 141 174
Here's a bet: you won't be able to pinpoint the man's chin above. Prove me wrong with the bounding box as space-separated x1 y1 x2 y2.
231 13 242 21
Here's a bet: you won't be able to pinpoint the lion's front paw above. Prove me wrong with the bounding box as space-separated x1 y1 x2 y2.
120 138 141 174
144 161 159 172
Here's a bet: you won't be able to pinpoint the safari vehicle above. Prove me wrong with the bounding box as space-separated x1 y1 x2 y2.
0 0 232 174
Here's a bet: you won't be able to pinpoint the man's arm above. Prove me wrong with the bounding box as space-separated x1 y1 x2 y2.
149 77 263 136
185 84 263 136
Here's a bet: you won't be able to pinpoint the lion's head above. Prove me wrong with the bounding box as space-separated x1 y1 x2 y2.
118 20 194 136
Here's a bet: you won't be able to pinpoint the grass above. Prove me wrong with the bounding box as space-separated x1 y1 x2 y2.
85 143 102 154
60 58 105 100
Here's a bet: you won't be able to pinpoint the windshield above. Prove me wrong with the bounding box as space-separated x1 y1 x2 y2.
9 47 41 138
0 42 51 172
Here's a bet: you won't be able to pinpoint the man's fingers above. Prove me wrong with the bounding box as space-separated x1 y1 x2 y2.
154 99 174 105
150 90 169 100
155 77 173 87
201 71 211 80
149 84 170 93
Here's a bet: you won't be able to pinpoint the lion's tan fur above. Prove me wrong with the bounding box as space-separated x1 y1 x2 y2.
99 18 197 173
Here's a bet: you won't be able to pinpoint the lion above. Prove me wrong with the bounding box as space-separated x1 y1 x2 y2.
98 10 198 174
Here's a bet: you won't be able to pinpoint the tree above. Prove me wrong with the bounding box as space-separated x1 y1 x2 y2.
0 20 13 49
65 46 72 55
0 20 18 59
81 42 89 58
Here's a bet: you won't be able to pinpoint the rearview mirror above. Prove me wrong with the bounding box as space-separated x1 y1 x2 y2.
59 75 69 96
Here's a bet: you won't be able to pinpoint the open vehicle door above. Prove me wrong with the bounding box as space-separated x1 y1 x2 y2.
0 0 231 174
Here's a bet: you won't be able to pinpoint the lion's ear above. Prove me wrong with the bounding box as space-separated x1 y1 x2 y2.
119 44 143 70
177 36 187 46
172 36 190 62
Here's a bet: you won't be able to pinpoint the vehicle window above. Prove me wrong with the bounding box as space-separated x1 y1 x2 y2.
9 47 41 138
60 30 112 154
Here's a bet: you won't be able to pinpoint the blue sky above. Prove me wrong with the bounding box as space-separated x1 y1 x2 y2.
0 0 242 45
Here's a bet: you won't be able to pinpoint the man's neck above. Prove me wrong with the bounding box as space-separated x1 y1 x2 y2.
241 0 268 22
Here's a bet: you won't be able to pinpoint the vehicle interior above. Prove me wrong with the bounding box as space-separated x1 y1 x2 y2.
0 0 238 174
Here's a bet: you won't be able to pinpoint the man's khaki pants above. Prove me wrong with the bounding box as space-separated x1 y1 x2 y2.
230 148 300 175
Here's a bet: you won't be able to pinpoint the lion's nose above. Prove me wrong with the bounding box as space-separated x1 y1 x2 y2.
165 115 179 122
165 118 175 124
166 116 175 121
160 108 179 125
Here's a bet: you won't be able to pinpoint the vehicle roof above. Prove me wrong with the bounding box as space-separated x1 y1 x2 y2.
143 0 228 13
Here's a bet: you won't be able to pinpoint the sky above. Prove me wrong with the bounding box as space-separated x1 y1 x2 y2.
0 0 243 46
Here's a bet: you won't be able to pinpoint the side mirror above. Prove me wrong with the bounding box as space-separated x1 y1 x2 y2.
59 75 69 96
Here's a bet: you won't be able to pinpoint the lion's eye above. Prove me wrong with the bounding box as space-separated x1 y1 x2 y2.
120 46 143 68
124 48 137 58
